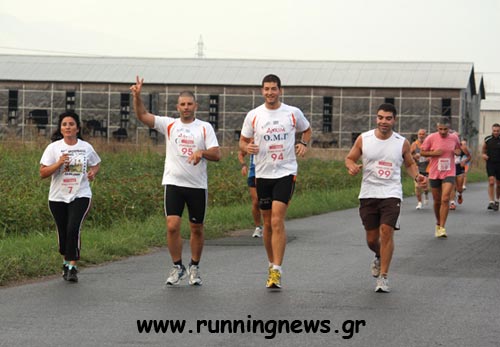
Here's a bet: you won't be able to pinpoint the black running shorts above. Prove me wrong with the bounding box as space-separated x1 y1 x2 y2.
164 185 207 224
256 175 296 210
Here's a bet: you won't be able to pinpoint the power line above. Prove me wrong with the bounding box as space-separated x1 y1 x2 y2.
0 46 109 57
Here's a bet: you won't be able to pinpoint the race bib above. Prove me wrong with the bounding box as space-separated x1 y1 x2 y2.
266 143 285 163
175 136 196 157
438 158 451 171
61 150 86 199
61 175 83 198
375 160 394 180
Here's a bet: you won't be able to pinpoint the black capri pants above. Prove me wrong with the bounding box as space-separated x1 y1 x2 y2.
49 197 91 261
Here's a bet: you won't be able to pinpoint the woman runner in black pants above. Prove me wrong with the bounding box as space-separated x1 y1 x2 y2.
40 111 101 282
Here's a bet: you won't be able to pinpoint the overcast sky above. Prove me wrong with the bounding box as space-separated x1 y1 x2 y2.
1 0 499 92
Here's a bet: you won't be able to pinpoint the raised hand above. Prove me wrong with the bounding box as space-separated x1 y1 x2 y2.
130 75 144 97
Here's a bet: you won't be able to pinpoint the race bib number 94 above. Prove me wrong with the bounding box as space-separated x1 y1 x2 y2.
266 144 285 162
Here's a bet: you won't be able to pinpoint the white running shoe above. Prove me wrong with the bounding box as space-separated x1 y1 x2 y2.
252 226 263 238
416 202 422 210
375 276 390 293
188 264 202 286
423 195 429 205
371 257 381 278
165 264 187 286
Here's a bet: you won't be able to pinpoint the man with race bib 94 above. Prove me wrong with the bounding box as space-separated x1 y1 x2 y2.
239 74 312 289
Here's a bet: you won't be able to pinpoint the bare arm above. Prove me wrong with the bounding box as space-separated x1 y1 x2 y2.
420 148 443 157
403 140 424 183
39 152 69 179
238 150 248 176
187 146 221 165
130 75 155 128
295 127 312 157
239 135 259 155
459 145 471 166
345 135 363 176
87 163 100 181
410 141 421 162
482 141 489 161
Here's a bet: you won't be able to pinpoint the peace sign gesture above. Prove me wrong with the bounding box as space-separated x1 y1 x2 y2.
130 75 144 97
129 75 155 128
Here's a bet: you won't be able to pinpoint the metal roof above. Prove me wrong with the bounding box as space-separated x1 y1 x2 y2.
475 73 486 99
0 54 475 89
481 93 500 110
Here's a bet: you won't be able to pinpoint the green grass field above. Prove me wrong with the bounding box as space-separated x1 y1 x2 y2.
0 142 487 285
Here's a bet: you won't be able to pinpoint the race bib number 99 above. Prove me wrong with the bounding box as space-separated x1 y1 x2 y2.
375 160 394 180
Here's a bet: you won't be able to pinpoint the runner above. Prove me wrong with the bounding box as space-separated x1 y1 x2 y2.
460 139 471 190
420 119 461 237
449 137 471 210
40 111 101 283
482 123 500 211
239 74 312 289
130 76 221 286
345 103 424 293
410 129 430 209
238 150 263 237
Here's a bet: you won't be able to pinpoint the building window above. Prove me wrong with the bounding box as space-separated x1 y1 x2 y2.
351 132 361 145
120 93 130 128
441 98 451 117
149 93 159 115
323 96 332 133
234 130 241 141
385 97 395 105
66 91 76 111
8 90 18 124
209 95 219 131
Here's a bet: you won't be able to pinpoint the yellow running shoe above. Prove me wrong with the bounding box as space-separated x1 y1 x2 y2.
434 225 440 238
438 227 447 238
266 269 281 289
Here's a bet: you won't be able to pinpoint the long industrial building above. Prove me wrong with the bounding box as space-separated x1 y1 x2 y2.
0 54 485 147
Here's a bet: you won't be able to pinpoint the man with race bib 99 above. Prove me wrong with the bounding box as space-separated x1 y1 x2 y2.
239 74 312 289
345 103 424 293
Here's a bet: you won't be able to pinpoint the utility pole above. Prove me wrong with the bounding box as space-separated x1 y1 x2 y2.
197 35 205 58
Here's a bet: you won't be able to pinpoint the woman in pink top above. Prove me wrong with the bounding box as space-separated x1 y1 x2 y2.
420 119 461 238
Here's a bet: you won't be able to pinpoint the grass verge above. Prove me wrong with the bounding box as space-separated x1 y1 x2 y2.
0 171 487 286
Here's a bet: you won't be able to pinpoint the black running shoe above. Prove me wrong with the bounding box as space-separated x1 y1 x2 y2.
488 202 495 210
494 202 499 211
67 267 78 282
62 265 69 281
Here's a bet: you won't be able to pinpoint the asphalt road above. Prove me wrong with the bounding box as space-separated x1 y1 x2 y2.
1 182 499 347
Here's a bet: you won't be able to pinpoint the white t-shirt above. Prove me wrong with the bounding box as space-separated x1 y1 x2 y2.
240 103 310 179
154 116 219 189
40 139 101 203
359 129 405 200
